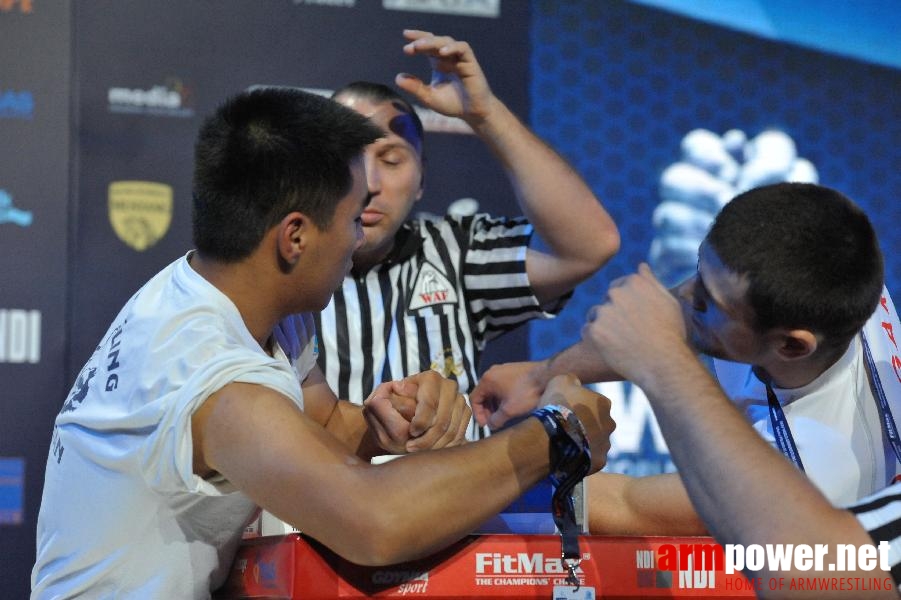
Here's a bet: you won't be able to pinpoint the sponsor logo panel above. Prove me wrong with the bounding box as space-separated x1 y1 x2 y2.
0 309 41 364
382 0 499 18
0 189 33 227
0 89 34 119
108 180 173 251
0 0 32 13
0 457 25 525
107 78 194 118
292 0 355 6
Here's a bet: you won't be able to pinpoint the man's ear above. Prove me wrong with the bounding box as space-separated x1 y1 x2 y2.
276 211 308 271
772 328 819 361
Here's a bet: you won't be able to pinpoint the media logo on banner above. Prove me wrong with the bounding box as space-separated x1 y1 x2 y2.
382 0 499 17
0 309 41 364
0 0 32 13
0 89 34 119
0 189 32 227
107 79 195 118
108 181 173 251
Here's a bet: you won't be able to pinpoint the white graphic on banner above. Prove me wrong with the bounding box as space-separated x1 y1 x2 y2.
108 79 194 118
649 128 819 287
383 0 499 18
0 309 41 364
591 381 675 475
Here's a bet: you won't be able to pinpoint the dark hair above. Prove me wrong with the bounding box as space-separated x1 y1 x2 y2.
192 87 382 261
332 81 424 153
706 182 883 350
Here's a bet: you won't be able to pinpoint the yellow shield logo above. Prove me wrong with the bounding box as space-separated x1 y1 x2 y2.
108 181 173 251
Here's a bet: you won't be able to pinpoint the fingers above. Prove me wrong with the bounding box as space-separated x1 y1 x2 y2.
389 392 416 422
486 405 517 432
402 29 472 60
406 372 461 450
404 371 441 437
362 395 412 454
408 392 471 451
468 384 495 427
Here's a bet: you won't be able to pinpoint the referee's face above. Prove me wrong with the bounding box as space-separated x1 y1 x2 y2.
336 95 424 270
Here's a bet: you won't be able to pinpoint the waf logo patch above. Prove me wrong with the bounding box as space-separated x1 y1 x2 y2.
408 261 458 311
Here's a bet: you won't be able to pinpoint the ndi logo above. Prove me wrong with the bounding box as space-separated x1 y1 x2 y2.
107 79 194 118
0 309 41 364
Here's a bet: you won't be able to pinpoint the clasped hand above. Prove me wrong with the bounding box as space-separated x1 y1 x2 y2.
362 370 471 454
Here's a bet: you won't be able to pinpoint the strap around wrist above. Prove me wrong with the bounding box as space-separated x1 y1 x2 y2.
530 404 592 586
530 404 590 483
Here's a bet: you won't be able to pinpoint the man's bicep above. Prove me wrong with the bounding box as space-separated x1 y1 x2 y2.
192 382 360 522
524 247 582 305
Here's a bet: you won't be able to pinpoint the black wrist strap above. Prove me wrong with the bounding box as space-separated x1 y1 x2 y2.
531 405 591 588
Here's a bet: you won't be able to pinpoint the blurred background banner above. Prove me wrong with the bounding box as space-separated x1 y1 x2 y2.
2 1 899 596
529 0 901 477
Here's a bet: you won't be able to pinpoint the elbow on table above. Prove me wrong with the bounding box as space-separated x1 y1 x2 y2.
326 509 434 567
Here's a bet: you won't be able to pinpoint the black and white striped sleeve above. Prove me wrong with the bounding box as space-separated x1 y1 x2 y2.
848 483 901 590
459 213 570 342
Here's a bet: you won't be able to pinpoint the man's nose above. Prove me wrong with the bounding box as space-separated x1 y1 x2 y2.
364 154 380 192
675 276 696 302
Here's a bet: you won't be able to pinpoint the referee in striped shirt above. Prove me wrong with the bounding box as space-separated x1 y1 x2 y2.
315 30 620 440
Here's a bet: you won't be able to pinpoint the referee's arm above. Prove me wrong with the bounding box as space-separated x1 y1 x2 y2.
467 99 620 304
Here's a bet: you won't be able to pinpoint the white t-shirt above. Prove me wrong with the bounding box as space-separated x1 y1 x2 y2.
31 253 317 599
715 335 897 506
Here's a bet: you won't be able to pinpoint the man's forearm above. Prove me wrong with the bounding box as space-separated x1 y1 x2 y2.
312 417 553 566
543 340 622 385
471 100 618 285
640 347 884 592
323 399 382 459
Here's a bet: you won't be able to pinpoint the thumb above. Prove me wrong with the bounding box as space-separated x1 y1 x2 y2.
396 72 427 100
487 409 510 432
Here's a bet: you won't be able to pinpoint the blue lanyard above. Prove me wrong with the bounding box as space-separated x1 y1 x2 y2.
767 335 901 473
861 331 901 466
766 382 805 472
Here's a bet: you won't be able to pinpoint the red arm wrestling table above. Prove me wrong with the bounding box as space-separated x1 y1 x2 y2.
214 533 755 599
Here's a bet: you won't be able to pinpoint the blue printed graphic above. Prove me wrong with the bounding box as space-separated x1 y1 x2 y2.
0 190 33 227
0 89 34 119
0 457 25 525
